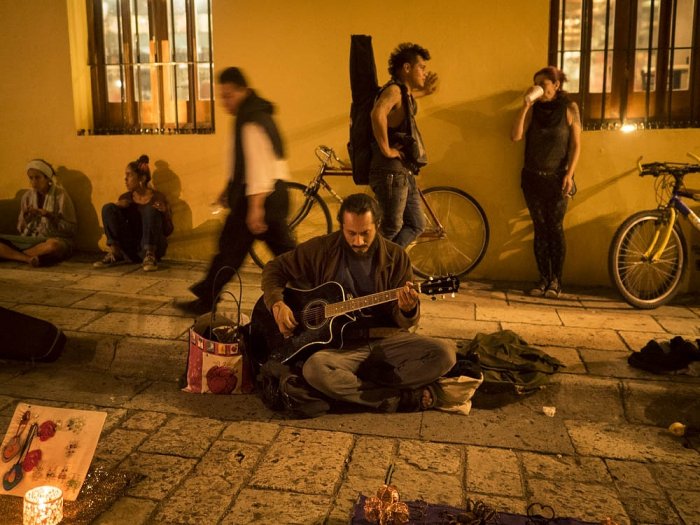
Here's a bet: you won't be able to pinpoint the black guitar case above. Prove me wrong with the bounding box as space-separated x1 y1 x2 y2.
0 307 66 362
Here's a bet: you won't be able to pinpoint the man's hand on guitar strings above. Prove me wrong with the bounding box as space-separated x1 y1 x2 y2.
397 282 419 313
272 301 298 338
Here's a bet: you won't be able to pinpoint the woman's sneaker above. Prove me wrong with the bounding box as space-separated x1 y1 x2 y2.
529 279 548 297
93 252 126 268
545 278 562 298
142 253 158 272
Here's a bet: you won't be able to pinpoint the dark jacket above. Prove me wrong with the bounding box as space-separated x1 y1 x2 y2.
261 230 419 330
227 90 285 208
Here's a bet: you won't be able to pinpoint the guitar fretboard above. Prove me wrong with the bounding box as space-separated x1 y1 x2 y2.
324 287 406 317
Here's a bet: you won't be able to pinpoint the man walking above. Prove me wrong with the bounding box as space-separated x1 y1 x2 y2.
370 42 438 247
180 67 295 315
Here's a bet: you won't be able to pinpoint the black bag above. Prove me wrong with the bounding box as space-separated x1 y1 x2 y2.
348 34 379 185
0 307 66 362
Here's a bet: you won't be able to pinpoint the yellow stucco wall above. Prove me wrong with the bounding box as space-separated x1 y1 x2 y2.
1 1 698 287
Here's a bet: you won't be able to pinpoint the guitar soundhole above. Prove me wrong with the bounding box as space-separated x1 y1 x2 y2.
300 299 328 330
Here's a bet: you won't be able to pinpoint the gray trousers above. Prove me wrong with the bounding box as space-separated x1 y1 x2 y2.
302 332 456 411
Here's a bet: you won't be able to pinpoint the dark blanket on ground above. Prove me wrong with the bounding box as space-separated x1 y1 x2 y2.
352 495 598 524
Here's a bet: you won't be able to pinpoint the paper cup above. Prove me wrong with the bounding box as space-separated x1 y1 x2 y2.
524 85 544 104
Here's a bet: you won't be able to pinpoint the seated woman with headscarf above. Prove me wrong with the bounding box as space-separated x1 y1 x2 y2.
0 159 77 267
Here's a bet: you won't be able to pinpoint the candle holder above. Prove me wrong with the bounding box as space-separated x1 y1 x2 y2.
23 485 63 525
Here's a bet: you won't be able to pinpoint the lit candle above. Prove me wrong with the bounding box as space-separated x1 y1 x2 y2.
23 485 63 525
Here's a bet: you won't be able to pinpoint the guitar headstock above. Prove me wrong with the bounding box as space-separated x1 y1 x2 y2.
417 275 460 296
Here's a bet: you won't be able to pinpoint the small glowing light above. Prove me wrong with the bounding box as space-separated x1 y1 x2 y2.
620 123 637 133
114 79 123 88
23 486 63 525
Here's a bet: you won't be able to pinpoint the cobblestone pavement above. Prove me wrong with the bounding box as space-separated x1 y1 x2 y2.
0 256 699 525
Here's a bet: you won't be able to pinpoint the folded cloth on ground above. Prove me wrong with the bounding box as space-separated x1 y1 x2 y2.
628 336 700 374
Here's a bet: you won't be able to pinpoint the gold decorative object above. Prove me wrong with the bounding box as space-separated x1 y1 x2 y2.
363 484 409 525
23 485 63 525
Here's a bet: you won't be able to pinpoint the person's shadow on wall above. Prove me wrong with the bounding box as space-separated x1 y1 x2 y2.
0 190 25 234
152 160 220 260
57 167 101 252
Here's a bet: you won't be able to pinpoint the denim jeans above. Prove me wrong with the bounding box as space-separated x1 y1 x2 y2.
102 202 167 261
369 170 425 247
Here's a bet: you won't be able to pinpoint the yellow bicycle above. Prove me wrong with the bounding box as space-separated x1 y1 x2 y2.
609 154 700 308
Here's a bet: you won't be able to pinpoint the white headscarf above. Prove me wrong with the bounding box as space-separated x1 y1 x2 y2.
26 159 54 180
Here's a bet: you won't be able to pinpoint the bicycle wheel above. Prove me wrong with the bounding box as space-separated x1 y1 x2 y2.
406 186 489 279
249 181 333 268
608 210 686 309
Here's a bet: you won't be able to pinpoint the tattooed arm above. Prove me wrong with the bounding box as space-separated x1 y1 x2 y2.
563 102 582 195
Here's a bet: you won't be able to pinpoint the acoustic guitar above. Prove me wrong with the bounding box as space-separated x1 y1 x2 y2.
249 276 459 364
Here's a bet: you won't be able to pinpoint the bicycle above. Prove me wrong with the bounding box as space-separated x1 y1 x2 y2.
249 145 490 279
608 153 700 309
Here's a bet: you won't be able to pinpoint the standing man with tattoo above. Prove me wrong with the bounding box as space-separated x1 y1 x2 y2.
369 43 438 247
511 66 582 298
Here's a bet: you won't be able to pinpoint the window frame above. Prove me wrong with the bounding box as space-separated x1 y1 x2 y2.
549 0 700 130
85 0 215 135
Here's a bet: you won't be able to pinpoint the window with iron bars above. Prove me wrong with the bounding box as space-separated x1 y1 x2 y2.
549 0 700 130
85 0 214 135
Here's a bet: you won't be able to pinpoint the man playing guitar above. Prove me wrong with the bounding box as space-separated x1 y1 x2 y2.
260 193 456 412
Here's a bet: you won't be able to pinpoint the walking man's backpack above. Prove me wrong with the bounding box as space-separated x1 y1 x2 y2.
348 34 379 185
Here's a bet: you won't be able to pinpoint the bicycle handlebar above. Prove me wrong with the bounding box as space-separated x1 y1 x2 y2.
638 153 700 178
315 145 349 169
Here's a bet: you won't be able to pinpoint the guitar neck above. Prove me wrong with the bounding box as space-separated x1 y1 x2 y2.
324 287 405 317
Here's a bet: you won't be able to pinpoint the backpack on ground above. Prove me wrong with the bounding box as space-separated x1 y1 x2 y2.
348 34 379 185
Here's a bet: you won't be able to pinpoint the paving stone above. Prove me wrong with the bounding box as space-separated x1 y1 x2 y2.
654 316 700 336
541 346 586 373
72 291 173 313
109 336 186 381
81 312 191 339
421 408 575 454
398 440 462 474
476 304 562 325
623 379 700 427
527 478 630 524
282 411 423 440
59 331 120 369
95 429 149 465
521 451 610 483
138 415 224 457
466 446 521 496
0 281 92 307
667 489 700 525
557 310 665 332
68 274 162 294
648 461 700 490
618 497 684 525
617 330 670 352
154 474 235 525
422 298 475 319
122 411 168 432
506 290 581 309
0 268 86 286
139 279 200 299
416 315 499 339
566 421 700 465
1 368 147 407
501 322 627 351
195 439 263 481
12 304 104 331
391 455 464 507
579 349 653 379
124 382 273 421
220 420 280 444
604 459 663 499
121 452 197 499
221 488 330 525
250 427 353 495
525 375 625 423
92 496 157 525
